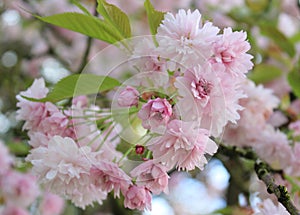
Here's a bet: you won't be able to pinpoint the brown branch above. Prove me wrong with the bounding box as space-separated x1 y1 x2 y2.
218 145 300 214
255 161 300 215
76 1 98 74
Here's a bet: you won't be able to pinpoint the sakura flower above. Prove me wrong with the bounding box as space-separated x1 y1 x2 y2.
132 37 168 73
38 102 70 137
157 9 219 67
0 171 40 208
175 65 245 136
289 120 300 137
1 206 29 215
90 160 132 198
16 78 48 131
17 78 48 100
124 185 152 211
138 98 173 133
72 95 89 108
254 199 289 215
26 135 106 209
0 140 13 175
118 86 139 107
253 126 292 170
285 142 300 176
70 105 123 161
131 38 170 88
130 160 169 195
210 27 253 77
223 80 280 147
28 131 50 148
39 192 65 215
147 119 218 171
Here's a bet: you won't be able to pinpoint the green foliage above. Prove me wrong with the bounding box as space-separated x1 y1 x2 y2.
22 74 121 103
246 0 269 13
259 23 296 58
144 0 165 35
7 141 30 156
71 0 92 15
248 64 282 84
97 0 131 38
36 0 132 45
288 68 300 98
36 12 122 44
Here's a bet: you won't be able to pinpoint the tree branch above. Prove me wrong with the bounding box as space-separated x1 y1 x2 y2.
218 144 299 215
76 1 98 74
255 161 299 215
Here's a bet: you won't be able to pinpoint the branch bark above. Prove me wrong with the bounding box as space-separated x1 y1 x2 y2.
255 161 300 215
218 145 300 215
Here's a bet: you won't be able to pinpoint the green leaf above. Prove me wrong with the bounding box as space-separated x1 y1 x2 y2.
259 23 296 58
23 74 121 103
246 0 269 13
97 0 131 38
71 0 92 16
248 64 282 84
7 142 30 156
36 12 122 44
144 0 165 35
290 32 300 44
288 68 300 98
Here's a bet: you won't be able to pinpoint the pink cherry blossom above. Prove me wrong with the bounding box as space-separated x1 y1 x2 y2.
70 106 123 161
131 38 170 88
210 27 253 77
132 37 168 73
286 142 300 176
39 192 65 215
28 131 50 148
90 160 132 198
26 135 106 209
118 86 139 107
124 185 152 211
16 78 48 131
289 120 300 137
0 140 13 175
38 102 70 136
138 98 173 133
1 206 29 215
157 9 219 67
253 125 293 170
0 171 40 208
223 80 280 147
175 65 245 136
254 199 289 215
147 119 218 171
72 95 89 108
130 160 169 195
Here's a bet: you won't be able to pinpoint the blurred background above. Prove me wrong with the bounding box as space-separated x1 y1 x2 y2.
0 0 300 214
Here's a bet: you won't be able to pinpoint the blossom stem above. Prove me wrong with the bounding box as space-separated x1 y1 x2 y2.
118 145 135 164
95 125 115 151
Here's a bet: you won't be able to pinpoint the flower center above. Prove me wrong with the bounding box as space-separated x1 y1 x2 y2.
191 78 212 100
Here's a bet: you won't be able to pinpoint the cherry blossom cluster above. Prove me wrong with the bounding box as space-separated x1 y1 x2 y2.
15 9 267 211
0 140 65 215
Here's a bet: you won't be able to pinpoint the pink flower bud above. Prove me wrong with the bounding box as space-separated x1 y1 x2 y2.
135 145 145 155
124 185 152 211
118 86 139 107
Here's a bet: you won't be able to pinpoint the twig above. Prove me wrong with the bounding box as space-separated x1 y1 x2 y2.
76 36 93 74
218 144 299 214
76 1 98 74
255 161 300 215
